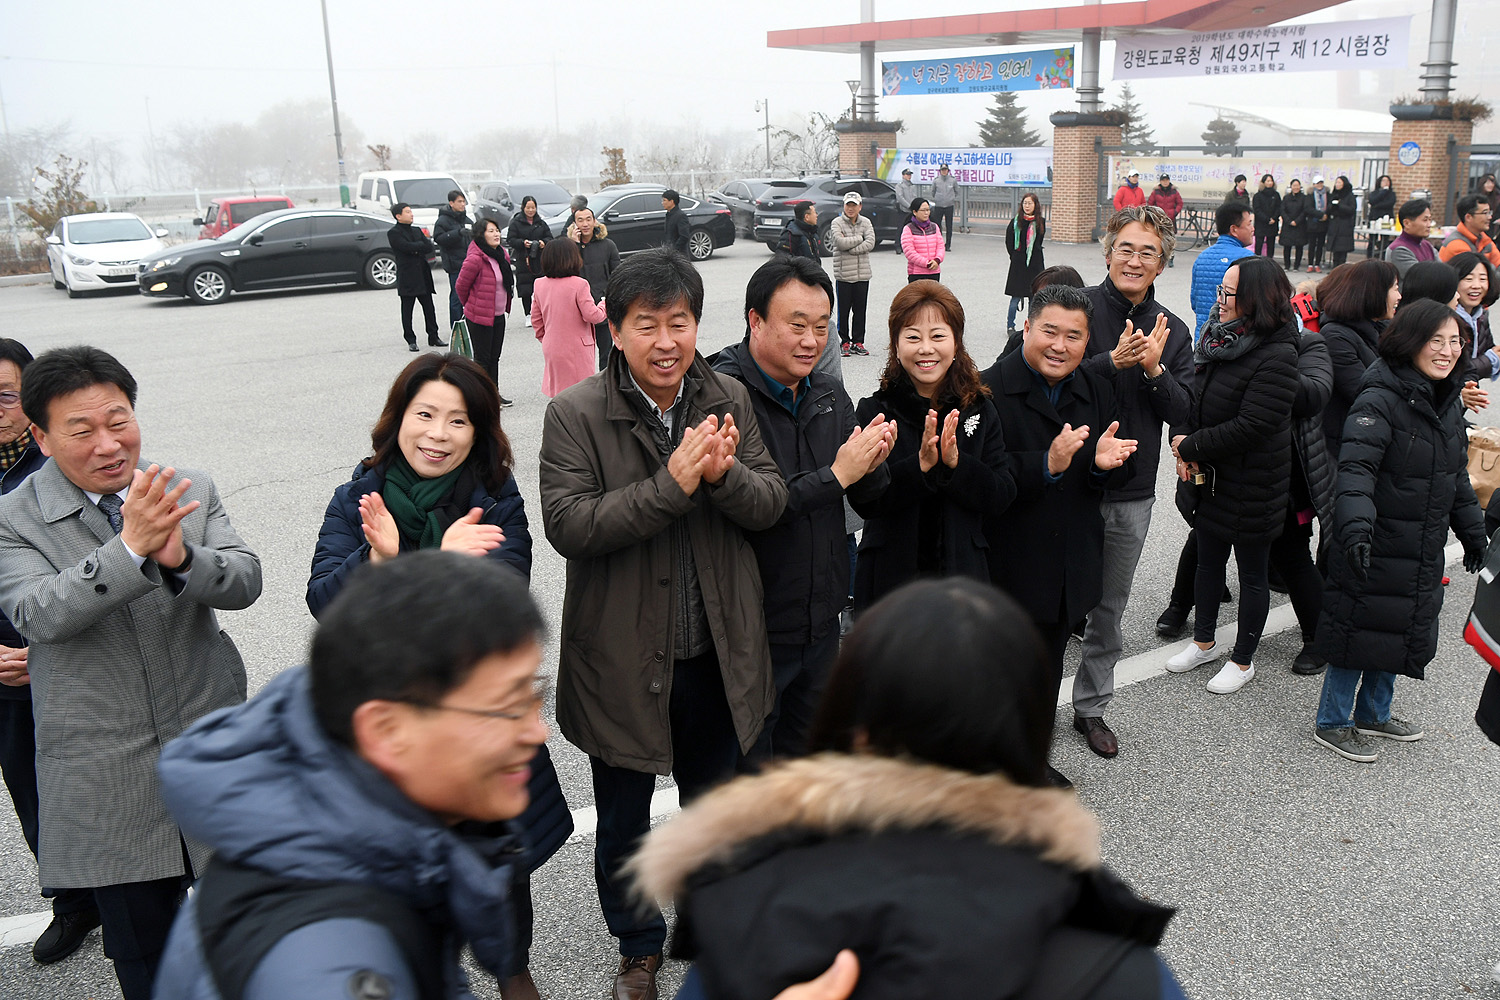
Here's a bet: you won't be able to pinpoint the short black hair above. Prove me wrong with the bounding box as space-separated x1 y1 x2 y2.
1223 256 1295 336
1448 250 1500 308
743 255 833 337
793 201 814 223
310 552 544 746
1029 265 1084 295
1398 260 1459 310
604 247 704 330
0 340 35 373
390 202 410 219
1027 282 1093 322
661 189 680 206
809 579 1053 786
1398 198 1432 225
447 189 463 204
1234 174 1247 184
1378 299 1463 374
1457 194 1484 220
1216 202 1251 235
22 346 137 432
909 197 929 214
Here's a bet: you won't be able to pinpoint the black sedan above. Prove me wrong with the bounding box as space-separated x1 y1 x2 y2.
751 176 904 254
137 208 411 305
543 184 734 260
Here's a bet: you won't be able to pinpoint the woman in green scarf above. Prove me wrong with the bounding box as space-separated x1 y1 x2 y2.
1004 193 1046 333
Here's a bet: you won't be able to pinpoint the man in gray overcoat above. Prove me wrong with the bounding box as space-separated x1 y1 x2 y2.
0 346 262 1000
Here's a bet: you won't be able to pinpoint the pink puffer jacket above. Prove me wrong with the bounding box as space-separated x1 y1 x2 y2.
454 240 513 325
901 221 945 276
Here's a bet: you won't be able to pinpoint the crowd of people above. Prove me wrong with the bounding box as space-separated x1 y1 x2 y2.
0 172 1496 1000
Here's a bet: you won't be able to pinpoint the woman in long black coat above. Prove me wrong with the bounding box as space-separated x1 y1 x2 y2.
1251 173 1281 258
1166 256 1299 695
506 196 551 324
1326 175 1358 267
851 281 1015 609
1279 178 1308 271
1003 193 1046 332
1312 300 1488 762
1366 174 1396 222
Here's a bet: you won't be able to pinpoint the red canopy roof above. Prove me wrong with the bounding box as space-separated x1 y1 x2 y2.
767 0 1347 52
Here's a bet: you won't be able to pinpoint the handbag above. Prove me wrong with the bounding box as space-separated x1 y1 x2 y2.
1468 427 1500 510
450 318 473 359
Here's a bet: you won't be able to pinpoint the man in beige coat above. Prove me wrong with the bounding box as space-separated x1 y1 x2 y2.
830 191 876 357
539 247 787 1000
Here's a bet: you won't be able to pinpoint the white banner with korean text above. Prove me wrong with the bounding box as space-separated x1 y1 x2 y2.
875 147 1053 187
1112 15 1410 80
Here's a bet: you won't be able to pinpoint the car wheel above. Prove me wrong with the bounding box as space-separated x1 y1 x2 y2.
52 270 65 290
186 266 230 305
365 251 398 289
686 228 714 261
765 240 780 253
817 224 836 257
64 267 80 298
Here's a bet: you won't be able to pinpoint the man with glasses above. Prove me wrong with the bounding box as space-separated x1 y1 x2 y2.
1440 194 1500 268
1070 205 1194 762
1190 203 1255 338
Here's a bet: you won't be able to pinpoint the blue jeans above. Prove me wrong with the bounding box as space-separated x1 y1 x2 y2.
1008 296 1024 331
1316 666 1396 730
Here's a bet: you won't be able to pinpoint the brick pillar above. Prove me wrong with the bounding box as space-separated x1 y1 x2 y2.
1048 117 1122 243
833 121 902 177
1388 115 1473 225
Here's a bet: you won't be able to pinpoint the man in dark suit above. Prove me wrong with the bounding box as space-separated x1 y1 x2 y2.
0 346 262 1000
661 189 692 256
388 202 446 351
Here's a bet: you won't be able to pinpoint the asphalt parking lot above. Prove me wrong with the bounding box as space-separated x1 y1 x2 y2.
1 234 1499 999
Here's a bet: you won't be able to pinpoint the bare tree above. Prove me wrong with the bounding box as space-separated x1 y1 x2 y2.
404 131 453 171
0 122 73 198
543 131 602 181
21 155 97 235
772 113 839 174
256 100 364 184
459 129 533 178
87 138 133 194
168 121 258 189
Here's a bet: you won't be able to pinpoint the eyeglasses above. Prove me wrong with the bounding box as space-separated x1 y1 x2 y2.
1111 247 1162 264
1426 335 1465 352
402 679 549 722
1216 285 1237 300
0 392 19 409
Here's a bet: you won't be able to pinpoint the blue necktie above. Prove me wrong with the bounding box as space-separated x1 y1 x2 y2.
97 494 123 535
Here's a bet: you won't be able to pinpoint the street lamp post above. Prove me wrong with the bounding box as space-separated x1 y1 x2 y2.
320 0 350 207
846 79 860 121
755 99 770 173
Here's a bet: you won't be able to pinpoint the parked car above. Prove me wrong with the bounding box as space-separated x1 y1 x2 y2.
193 196 295 240
709 178 801 239
137 208 411 305
751 176 904 254
351 170 464 231
541 184 733 260
472 178 573 226
46 213 169 298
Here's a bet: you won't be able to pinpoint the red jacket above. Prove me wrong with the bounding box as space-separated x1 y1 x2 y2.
454 241 513 325
1148 185 1183 219
1113 183 1147 211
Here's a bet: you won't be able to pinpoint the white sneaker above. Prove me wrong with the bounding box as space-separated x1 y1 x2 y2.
1165 641 1221 673
1206 661 1255 694
524 314 533 328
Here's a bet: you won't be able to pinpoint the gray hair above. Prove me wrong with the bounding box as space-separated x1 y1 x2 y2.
1102 204 1177 263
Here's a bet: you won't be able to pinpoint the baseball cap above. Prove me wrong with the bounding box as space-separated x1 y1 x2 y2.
1312 174 1324 183
939 163 951 170
901 167 912 176
843 191 862 205
1127 170 1139 178
1159 173 1170 180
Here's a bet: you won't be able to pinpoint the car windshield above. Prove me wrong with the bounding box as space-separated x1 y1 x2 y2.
510 181 571 207
68 218 152 244
219 218 267 242
393 178 461 208
230 200 291 223
744 182 772 199
759 181 811 203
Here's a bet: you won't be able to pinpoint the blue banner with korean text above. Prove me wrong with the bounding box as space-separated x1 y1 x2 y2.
882 48 1074 96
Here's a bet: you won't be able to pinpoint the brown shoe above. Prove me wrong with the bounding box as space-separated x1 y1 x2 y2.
500 969 542 1000
1074 715 1119 759
614 954 662 1000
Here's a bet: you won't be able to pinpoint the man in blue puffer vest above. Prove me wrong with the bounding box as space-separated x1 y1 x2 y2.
1189 203 1255 338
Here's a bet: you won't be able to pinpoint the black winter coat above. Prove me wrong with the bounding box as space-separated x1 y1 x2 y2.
981 351 1129 626
1327 186 1358 252
432 205 471 272
1290 329 1338 528
630 755 1177 1000
385 222 435 296
0 442 44 702
1177 322 1300 545
850 378 1015 610
1314 361 1487 678
1004 216 1046 297
1280 192 1309 248
1305 187 1331 235
1252 188 1282 234
1224 187 1251 211
1321 318 1383 455
780 219 820 261
711 340 890 643
577 231 622 302
507 213 552 293
1367 186 1397 221
664 206 692 255
1080 279 1194 502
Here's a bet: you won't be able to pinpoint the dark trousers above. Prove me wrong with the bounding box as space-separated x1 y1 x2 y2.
1254 229 1277 256
505 871 534 977
1332 250 1349 267
1308 231 1327 266
1283 245 1304 269
907 273 940 283
469 316 506 390
595 321 613 370
0 697 96 917
835 280 869 345
1194 531 1272 664
93 857 190 1000
446 270 463 327
1033 613 1074 708
399 293 439 344
742 624 840 768
590 650 740 957
519 288 533 318
1268 511 1323 643
932 205 955 247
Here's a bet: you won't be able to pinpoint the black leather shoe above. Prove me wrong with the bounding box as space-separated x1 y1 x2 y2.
406 342 419 352
1292 646 1328 675
1074 715 1119 759
429 337 448 347
32 909 101 964
1155 604 1189 639
1045 764 1072 788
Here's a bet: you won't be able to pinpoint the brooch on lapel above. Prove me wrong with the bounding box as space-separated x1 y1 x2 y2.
963 413 980 437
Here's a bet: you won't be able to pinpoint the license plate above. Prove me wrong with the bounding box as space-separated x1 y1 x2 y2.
759 218 782 227
107 267 134 276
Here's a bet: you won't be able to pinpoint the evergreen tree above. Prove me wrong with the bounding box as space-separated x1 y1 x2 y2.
977 92 1041 147
1110 83 1156 151
1201 117 1242 156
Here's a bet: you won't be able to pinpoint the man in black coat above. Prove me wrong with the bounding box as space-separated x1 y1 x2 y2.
779 202 821 261
712 256 893 761
983 285 1135 719
662 189 692 256
431 189 471 331
572 206 622 369
386 203 444 352
1071 206 1193 758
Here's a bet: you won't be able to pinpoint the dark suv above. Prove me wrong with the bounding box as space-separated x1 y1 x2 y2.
472 179 573 225
751 176 903 254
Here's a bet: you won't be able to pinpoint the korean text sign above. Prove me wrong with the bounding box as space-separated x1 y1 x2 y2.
882 48 1074 95
1112 16 1409 79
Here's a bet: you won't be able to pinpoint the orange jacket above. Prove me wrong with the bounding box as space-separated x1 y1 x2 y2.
1438 221 1500 268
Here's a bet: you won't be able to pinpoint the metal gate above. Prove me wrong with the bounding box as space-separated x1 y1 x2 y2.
1448 141 1500 224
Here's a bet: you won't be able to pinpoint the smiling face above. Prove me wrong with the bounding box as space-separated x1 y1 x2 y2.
1022 304 1089 385
575 208 596 240
0 362 26 446
1385 279 1403 320
749 279 830 388
1415 317 1463 381
1466 202 1493 234
896 304 957 398
396 379 474 478
612 296 698 411
1107 221 1166 301
1218 265 1241 323
1021 194 1040 216
34 383 140 495
1459 262 1490 310
1290 180 1301 194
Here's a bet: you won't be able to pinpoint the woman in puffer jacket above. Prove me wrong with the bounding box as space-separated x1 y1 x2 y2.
631 578 1184 1000
900 198 945 283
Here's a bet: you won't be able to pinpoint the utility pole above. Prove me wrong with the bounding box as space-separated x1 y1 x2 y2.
552 58 561 136
756 99 771 172
320 0 350 206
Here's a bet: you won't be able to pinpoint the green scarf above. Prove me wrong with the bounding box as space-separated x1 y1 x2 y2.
1012 214 1040 267
382 454 463 550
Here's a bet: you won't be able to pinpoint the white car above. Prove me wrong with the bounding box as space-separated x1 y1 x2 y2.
46 213 168 298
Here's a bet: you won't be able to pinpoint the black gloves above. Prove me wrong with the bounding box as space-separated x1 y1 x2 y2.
1465 541 1487 574
1345 540 1371 581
